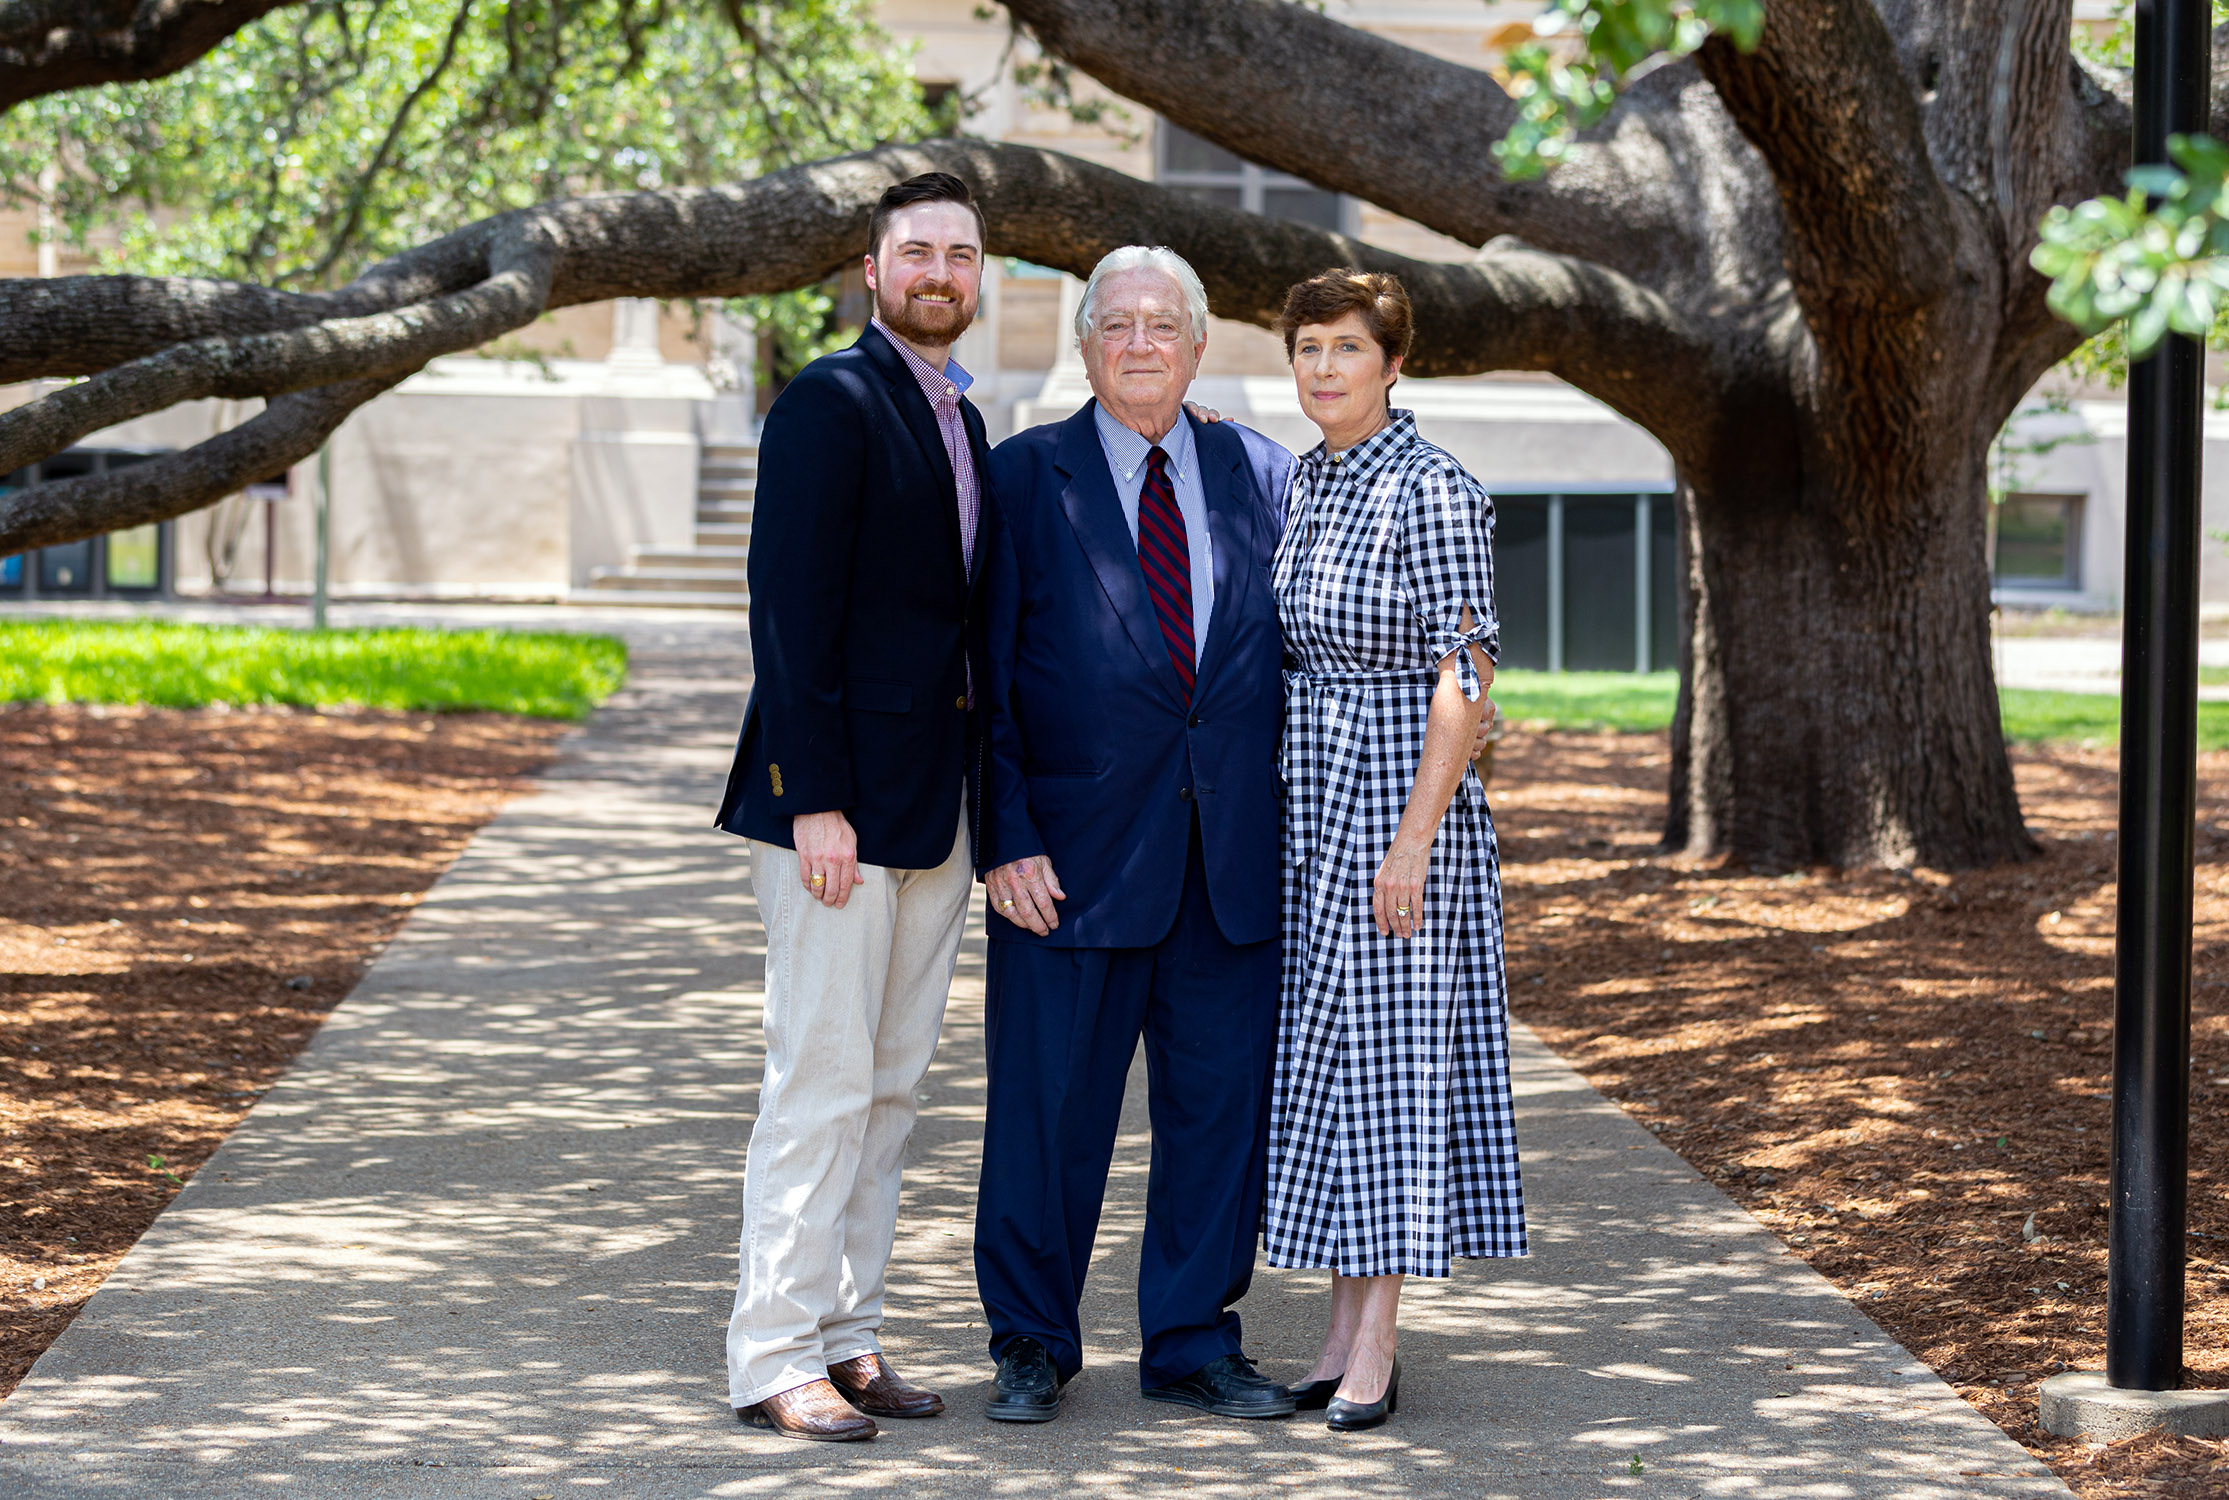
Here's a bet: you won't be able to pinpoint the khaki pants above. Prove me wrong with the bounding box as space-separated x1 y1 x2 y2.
726 811 972 1407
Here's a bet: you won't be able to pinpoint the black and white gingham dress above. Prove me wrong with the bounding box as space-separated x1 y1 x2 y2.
1264 410 1527 1278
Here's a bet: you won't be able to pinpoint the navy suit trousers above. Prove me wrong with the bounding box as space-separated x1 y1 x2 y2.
973 819 1279 1387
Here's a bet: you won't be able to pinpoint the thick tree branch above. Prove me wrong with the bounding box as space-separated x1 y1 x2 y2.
0 375 399 554
0 237 553 475
0 0 309 112
1989 49 2132 391
2073 50 2134 200
1986 0 2082 237
0 139 1720 556
1697 0 1957 316
1 241 496 381
998 0 1703 278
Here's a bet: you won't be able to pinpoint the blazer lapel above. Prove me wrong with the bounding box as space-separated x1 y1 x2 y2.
859 325 967 587
1054 402 1190 708
1188 413 1256 703
961 396 991 589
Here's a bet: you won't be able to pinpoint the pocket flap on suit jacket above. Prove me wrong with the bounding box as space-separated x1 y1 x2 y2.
845 678 912 714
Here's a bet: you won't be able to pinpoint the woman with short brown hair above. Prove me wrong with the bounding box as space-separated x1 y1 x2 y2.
1264 269 1527 1431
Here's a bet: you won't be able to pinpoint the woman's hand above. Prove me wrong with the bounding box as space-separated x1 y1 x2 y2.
1373 838 1431 939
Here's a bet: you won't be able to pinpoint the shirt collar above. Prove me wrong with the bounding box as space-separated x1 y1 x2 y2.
872 318 972 403
1300 407 1418 483
1092 400 1196 483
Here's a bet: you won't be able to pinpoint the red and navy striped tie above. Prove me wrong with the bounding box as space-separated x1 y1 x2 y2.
1137 446 1195 699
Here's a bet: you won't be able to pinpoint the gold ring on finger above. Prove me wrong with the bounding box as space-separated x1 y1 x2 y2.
811 874 826 887
1000 899 1015 910
1395 905 1410 916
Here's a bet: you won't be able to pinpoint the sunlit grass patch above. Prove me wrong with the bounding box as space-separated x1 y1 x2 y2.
1998 688 2229 751
1492 669 2229 749
1492 670 1680 733
0 620 627 720
1997 688 2121 748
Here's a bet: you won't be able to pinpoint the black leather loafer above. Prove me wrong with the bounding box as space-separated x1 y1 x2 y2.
1325 1358 1400 1432
1290 1374 1342 1412
986 1336 1065 1423
1141 1352 1296 1419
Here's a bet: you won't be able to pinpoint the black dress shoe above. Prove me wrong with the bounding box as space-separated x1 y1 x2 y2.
1291 1374 1342 1411
986 1336 1065 1423
1142 1352 1296 1419
1325 1358 1400 1432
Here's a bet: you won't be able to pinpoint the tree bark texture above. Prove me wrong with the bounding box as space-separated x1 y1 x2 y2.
0 0 309 111
0 0 2182 867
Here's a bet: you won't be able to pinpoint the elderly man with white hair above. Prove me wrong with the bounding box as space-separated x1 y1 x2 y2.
970 245 1298 1424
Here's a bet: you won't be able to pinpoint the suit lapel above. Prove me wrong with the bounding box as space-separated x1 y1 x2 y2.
859 325 966 587
1189 413 1255 703
1054 402 1190 708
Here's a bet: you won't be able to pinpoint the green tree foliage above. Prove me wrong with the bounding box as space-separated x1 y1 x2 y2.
2035 134 2229 362
1 0 933 369
1491 0 1765 178
2030 0 2229 367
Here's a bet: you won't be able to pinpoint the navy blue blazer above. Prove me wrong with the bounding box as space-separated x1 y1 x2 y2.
715 324 989 870
979 401 1294 949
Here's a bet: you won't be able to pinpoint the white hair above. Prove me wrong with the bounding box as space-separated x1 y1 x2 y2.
1074 246 1210 345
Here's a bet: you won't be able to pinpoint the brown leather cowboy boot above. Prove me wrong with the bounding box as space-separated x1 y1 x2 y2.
828 1351 946 1418
736 1377 878 1441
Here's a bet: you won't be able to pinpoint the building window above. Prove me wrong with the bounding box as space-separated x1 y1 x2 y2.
0 448 171 598
1158 124 1348 232
0 470 21 591
1493 491 1680 673
1993 492 2082 590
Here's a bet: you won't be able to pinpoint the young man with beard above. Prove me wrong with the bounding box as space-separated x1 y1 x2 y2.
713 171 990 1442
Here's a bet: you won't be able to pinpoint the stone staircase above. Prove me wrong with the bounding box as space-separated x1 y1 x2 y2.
579 439 755 608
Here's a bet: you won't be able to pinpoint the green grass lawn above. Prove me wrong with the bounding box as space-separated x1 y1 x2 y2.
1493 670 1681 732
1494 669 2229 749
0 620 627 720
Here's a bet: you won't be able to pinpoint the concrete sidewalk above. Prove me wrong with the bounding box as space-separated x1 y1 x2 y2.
1994 631 2229 698
0 624 2071 1498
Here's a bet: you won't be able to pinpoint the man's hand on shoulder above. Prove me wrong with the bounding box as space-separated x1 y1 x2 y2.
1183 399 1224 425
986 856 1065 936
794 810 866 908
1472 695 1501 759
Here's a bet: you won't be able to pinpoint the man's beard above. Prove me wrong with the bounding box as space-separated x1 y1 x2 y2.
876 278 975 344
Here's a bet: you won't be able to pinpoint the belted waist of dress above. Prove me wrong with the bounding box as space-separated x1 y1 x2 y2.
1283 666 1440 689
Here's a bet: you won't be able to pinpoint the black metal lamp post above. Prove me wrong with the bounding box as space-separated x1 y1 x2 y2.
2108 0 2208 1395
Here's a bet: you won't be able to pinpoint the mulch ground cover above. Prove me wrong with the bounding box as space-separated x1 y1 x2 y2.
1494 730 2229 1499
0 702 564 1399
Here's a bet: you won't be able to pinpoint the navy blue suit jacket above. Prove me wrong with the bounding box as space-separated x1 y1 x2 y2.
979 401 1293 949
715 325 988 870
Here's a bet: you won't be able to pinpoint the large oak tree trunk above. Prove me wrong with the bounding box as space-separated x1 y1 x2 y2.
1675 452 2033 868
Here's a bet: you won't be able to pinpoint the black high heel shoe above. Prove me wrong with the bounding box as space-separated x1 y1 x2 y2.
1290 1375 1342 1412
1324 1358 1399 1432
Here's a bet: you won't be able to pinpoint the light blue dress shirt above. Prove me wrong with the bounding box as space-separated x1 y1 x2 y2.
1092 403 1214 663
